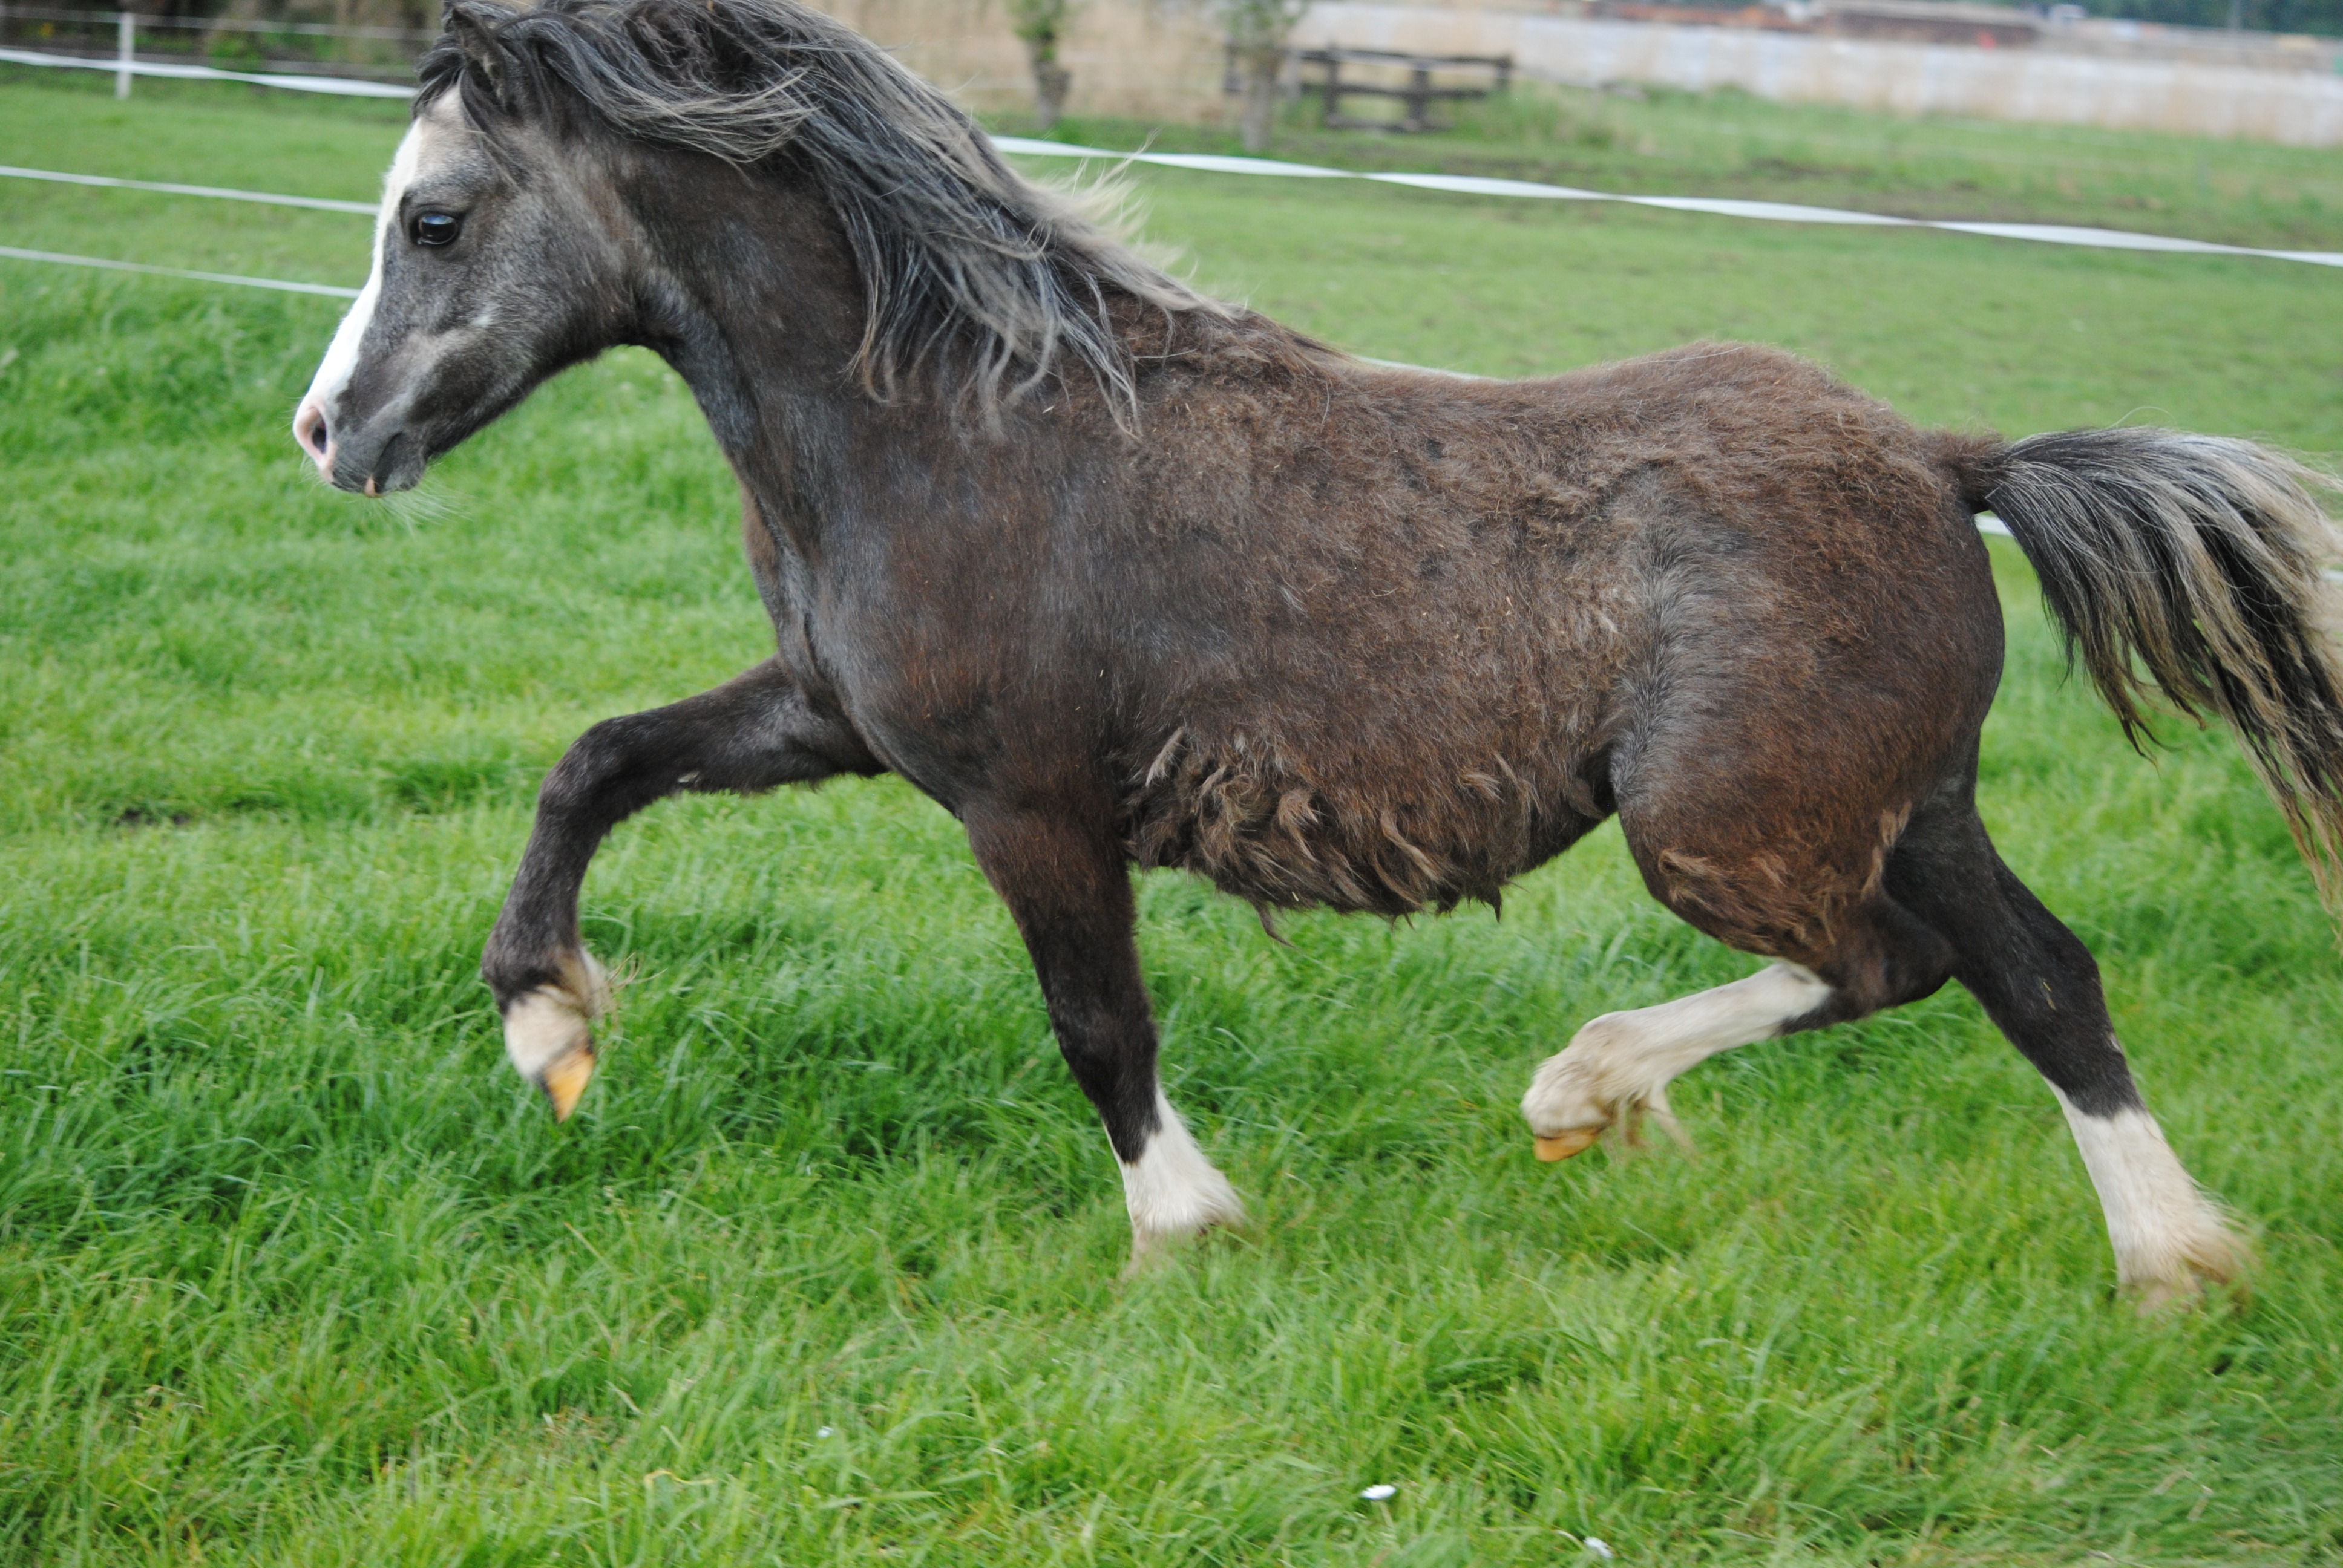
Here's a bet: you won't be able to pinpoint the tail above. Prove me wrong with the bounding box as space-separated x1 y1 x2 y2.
1948 427 2343 903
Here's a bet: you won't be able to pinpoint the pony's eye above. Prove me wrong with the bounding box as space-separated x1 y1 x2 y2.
412 211 462 248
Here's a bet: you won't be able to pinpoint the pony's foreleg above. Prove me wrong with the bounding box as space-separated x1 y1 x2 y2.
963 806 1243 1272
482 659 876 1118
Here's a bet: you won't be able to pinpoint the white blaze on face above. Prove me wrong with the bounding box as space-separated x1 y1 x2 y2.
291 120 424 476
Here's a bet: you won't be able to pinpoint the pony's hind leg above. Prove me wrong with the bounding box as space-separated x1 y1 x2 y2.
1884 808 2247 1308
482 659 877 1117
1521 893 1955 1159
1521 963 1830 1159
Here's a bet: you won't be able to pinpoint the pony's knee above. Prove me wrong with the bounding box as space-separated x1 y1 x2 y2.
537 717 638 815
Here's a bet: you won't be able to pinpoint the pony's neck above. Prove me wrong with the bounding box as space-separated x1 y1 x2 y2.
625 153 886 529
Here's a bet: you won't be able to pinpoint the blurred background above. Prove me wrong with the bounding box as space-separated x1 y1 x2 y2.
3 0 2337 145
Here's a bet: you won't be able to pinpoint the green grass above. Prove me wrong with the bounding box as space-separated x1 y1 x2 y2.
1017 79 2343 253
3 76 2341 1566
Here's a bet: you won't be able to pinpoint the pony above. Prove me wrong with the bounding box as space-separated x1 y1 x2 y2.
293 0 2343 1304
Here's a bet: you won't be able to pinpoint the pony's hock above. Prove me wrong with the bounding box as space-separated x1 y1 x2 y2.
298 0 2341 1304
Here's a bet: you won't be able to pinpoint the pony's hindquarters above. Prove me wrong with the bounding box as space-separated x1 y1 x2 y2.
1521 415 2287 1306
1523 425 2002 1169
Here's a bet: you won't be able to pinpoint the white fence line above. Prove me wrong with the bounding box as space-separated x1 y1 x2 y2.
0 243 361 295
0 163 379 213
3 60 2338 269
0 44 416 97
7 5 436 44
991 136 2343 269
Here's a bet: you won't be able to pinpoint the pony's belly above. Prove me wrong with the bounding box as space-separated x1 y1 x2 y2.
1118 727 1605 916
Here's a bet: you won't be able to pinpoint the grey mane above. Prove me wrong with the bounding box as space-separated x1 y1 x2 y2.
418 0 1217 425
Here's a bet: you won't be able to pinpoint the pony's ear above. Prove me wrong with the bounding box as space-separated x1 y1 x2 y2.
442 1 516 105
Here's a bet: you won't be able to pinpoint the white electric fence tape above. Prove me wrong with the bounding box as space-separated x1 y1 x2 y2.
987 136 2343 269
0 45 418 98
0 163 381 214
0 243 360 296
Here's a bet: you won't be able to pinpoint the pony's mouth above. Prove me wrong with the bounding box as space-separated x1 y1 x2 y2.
338 428 425 497
370 431 420 495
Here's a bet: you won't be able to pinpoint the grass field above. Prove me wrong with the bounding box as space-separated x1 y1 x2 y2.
3 74 2341 1566
1026 86 2343 255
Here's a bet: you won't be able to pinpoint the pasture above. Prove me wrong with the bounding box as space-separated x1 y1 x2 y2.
2 72 2341 1565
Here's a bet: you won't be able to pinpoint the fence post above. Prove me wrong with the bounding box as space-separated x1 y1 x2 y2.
115 10 133 99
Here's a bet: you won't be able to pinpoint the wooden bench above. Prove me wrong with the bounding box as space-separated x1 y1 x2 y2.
1223 45 1514 134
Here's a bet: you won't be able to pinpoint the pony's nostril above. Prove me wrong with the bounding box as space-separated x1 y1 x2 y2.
295 403 331 460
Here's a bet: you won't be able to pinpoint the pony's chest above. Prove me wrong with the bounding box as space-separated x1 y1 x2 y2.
741 508 849 702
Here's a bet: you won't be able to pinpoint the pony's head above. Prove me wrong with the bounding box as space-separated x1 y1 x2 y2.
293 0 1213 494
292 73 626 494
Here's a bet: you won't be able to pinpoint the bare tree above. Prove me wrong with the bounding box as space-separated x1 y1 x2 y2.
1219 0 1308 152
1006 0 1077 131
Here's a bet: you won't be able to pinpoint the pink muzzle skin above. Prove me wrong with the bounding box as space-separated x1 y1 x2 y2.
292 397 336 481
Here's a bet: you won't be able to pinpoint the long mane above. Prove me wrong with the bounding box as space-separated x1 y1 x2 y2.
417 0 1218 425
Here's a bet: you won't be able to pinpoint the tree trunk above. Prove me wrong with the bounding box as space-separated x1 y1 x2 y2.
1027 38 1072 131
1239 44 1282 153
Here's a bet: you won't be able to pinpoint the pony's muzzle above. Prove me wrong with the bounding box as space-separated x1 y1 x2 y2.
293 391 414 494
329 420 424 497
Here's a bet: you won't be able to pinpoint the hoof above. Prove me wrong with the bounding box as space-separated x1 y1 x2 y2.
1533 1127 1601 1162
1121 1218 1234 1279
540 1044 597 1122
2127 1250 2250 1317
2131 1279 2200 1316
500 956 611 1122
1122 1232 1172 1279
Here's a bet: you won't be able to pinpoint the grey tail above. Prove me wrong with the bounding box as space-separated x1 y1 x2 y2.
1953 427 2343 903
